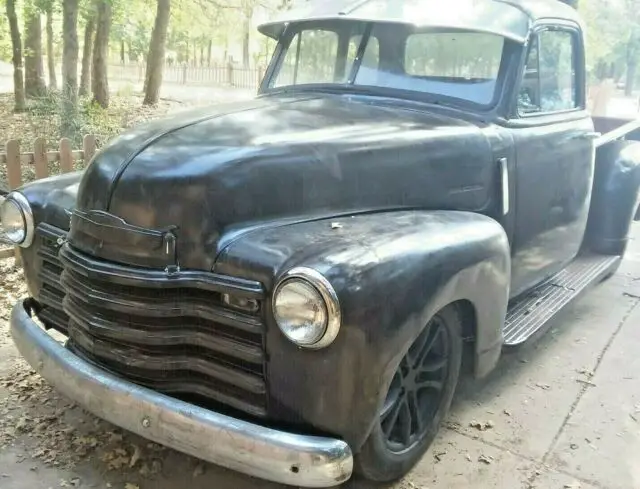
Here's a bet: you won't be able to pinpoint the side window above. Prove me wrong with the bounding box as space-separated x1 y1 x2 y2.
518 30 578 114
273 30 339 87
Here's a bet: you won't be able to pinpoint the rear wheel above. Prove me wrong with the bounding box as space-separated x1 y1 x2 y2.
355 306 463 482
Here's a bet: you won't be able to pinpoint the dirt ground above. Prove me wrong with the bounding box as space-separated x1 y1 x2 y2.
1 226 640 489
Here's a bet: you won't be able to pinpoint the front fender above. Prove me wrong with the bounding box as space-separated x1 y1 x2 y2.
14 172 82 299
215 210 510 449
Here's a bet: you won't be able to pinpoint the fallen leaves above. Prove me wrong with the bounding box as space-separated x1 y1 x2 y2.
478 454 494 465
469 420 494 431
433 449 447 462
129 445 142 468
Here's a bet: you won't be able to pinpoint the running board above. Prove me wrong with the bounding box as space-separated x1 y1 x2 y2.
503 254 621 346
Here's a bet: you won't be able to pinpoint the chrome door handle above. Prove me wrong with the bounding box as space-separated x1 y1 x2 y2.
498 158 509 216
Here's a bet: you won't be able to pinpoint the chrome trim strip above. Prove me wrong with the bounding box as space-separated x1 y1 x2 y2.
499 158 509 216
274 266 342 350
10 301 353 487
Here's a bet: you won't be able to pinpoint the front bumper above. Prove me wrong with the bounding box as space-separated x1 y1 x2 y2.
10 300 353 487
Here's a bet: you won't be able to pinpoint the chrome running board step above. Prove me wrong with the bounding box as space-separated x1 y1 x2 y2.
503 254 621 346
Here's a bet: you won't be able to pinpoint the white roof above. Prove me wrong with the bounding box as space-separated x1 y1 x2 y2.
258 0 583 43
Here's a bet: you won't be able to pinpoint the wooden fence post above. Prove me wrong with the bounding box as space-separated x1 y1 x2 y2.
5 140 21 190
33 137 48 180
83 134 97 164
59 138 73 172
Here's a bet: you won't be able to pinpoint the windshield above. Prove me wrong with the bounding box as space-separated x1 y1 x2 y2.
269 22 507 106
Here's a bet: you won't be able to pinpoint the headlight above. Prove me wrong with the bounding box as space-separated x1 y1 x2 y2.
0 192 34 247
273 267 341 349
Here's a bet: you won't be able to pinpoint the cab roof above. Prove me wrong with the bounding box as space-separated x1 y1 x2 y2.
258 0 583 43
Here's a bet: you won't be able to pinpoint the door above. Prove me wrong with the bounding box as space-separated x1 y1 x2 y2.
509 26 597 298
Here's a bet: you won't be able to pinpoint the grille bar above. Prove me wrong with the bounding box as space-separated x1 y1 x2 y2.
63 295 265 366
61 267 263 334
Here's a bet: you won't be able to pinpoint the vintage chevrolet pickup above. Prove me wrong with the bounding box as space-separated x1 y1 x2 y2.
4 0 640 487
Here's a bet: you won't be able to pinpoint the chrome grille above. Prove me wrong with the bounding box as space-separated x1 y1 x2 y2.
33 225 268 418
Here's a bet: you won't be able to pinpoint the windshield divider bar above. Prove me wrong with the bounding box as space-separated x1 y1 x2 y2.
347 23 372 85
293 32 302 85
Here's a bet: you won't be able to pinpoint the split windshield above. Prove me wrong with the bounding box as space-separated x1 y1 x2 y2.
269 22 507 106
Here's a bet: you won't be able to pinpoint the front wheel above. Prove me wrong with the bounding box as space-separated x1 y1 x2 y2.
355 305 463 482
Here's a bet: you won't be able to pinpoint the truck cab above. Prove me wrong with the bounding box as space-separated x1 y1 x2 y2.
4 0 640 487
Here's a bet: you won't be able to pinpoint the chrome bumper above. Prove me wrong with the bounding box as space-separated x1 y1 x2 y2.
10 300 353 487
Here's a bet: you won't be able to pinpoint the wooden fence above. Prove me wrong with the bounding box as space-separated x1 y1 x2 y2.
1 135 97 191
109 62 266 90
0 135 98 259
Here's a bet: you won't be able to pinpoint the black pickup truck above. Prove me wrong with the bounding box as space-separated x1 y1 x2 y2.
3 0 640 487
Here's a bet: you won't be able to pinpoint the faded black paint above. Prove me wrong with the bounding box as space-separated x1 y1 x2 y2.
74 94 498 272
215 211 509 448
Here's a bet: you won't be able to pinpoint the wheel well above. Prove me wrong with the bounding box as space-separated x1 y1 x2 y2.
452 299 477 376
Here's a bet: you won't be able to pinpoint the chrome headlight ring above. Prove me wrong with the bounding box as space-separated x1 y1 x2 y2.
0 192 35 248
272 267 342 349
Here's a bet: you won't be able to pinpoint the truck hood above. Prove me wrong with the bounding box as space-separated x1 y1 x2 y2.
71 93 495 270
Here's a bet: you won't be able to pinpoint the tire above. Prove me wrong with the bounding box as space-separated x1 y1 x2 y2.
355 305 463 482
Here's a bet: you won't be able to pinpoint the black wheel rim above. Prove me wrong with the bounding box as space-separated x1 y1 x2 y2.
380 316 450 453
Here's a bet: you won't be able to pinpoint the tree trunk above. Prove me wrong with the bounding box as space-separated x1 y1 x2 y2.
46 6 57 90
79 17 95 96
92 1 112 108
200 44 204 67
62 0 79 136
120 39 125 64
24 10 46 97
242 11 251 69
207 39 212 67
626 62 637 97
5 0 26 111
143 0 171 106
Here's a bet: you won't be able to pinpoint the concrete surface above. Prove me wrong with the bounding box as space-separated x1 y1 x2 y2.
1 231 640 489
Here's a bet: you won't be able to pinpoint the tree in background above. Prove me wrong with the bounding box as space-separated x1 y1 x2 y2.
79 4 96 97
5 0 26 111
625 27 640 96
46 1 57 90
24 1 46 97
92 0 111 108
61 0 79 136
143 0 170 105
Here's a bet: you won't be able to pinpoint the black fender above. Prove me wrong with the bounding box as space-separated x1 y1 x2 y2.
13 173 82 300
585 141 640 255
215 210 510 449
17 171 82 231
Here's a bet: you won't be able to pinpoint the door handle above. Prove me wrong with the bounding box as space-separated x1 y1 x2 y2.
498 158 509 216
